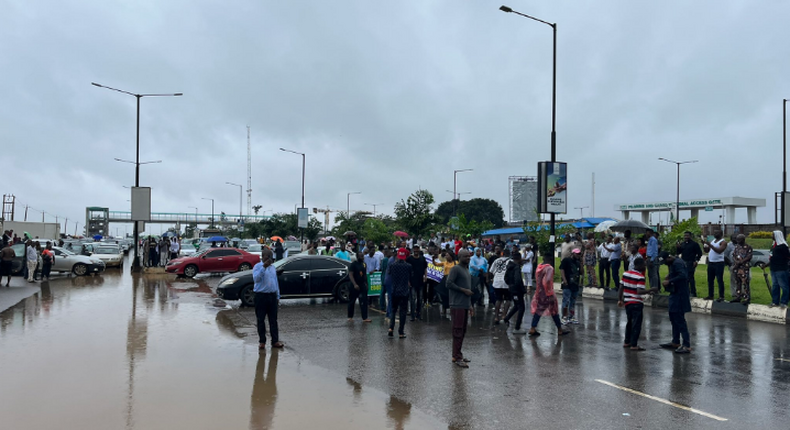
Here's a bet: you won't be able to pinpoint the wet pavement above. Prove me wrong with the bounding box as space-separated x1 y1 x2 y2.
2 260 790 429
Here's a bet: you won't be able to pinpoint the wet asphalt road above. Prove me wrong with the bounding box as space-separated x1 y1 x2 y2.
1 261 789 430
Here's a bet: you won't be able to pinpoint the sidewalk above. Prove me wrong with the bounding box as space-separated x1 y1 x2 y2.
0 278 40 314
553 282 790 325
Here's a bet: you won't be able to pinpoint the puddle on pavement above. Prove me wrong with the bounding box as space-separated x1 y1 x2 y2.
0 273 443 430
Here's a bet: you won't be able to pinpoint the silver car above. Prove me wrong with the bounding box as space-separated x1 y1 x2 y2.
91 243 124 268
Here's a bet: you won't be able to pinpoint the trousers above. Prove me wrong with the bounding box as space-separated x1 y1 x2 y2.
669 311 690 347
599 259 611 288
504 292 525 330
389 296 408 335
348 287 369 320
451 308 468 361
624 303 644 347
707 261 725 299
254 292 279 345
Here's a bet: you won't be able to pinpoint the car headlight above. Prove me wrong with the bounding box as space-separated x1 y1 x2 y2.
219 277 239 287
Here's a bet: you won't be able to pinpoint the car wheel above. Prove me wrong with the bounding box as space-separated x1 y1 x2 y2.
238 262 252 272
184 264 198 278
241 284 255 307
72 263 88 276
335 282 351 303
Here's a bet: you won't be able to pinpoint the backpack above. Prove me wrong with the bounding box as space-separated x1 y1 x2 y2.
504 262 516 286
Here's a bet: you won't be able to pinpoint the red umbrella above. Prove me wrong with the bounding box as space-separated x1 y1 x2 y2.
394 231 409 238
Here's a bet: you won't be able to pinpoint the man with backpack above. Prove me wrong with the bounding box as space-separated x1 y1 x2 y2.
503 252 527 334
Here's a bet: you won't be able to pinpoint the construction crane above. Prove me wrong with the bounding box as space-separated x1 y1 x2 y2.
313 206 333 233
246 126 252 217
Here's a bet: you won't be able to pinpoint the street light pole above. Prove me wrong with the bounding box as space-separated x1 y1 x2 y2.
365 203 384 217
500 5 558 264
188 206 198 226
202 198 215 229
574 206 589 219
453 169 473 216
92 82 182 272
226 182 243 227
783 99 788 236
658 158 698 225
279 148 306 241
347 192 361 216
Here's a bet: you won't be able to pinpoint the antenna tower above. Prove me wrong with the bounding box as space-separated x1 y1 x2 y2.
246 126 252 216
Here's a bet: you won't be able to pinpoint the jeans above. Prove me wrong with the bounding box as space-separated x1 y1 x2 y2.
669 311 690 347
504 293 526 330
624 303 644 347
389 296 408 335
348 287 369 320
683 260 697 296
646 258 660 290
610 259 621 289
707 261 725 299
561 288 578 317
771 269 790 305
409 286 423 319
451 308 468 361
599 259 611 288
254 292 279 345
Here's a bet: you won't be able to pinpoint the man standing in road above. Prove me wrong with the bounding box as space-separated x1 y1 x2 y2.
348 251 372 322
659 251 691 354
491 249 512 325
447 249 474 368
469 247 488 307
253 249 284 349
702 230 727 302
618 258 656 351
676 232 703 297
406 245 428 321
645 230 660 290
1 243 15 286
560 248 582 324
503 252 527 334
387 248 412 338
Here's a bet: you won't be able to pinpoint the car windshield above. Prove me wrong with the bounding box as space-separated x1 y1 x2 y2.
247 244 262 252
273 258 290 269
95 246 120 254
56 247 75 255
190 249 210 258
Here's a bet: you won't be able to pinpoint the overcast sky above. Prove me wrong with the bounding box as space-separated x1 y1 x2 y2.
2 0 789 235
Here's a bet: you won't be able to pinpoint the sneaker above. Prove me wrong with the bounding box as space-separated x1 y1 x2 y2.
769 303 778 308
674 346 691 354
781 304 788 310
569 318 580 325
512 329 527 334
560 317 570 324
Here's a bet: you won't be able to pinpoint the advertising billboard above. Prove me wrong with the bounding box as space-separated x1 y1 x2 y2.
538 162 567 214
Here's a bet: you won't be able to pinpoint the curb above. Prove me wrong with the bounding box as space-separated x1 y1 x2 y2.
554 283 788 325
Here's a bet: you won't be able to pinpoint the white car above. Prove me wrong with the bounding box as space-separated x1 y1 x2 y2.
246 243 264 257
90 243 124 268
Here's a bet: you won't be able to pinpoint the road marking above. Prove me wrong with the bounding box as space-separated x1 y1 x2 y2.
594 379 728 422
776 358 790 363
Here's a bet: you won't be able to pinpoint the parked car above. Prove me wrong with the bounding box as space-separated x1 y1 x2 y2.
246 243 263 257
7 244 105 276
239 239 258 250
216 254 353 306
90 243 124 268
750 249 771 267
165 248 261 278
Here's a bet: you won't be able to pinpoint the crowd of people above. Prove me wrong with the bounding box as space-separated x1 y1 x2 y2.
1 229 58 285
141 236 180 267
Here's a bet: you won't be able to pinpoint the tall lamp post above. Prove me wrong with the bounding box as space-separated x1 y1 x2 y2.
783 99 788 235
658 158 698 224
453 169 473 216
92 82 182 272
347 192 361 216
280 148 306 240
499 5 558 264
202 198 215 229
365 203 384 217
226 182 243 228
188 206 199 234
574 206 589 219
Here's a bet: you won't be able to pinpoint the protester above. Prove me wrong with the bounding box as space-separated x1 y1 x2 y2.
469 247 488 306
335 243 350 261
406 245 428 321
348 251 372 322
388 248 412 338
605 237 623 290
273 241 285 261
380 248 392 312
503 252 527 334
25 240 38 282
560 248 582 324
486 246 502 306
169 239 180 261
1 243 14 286
676 231 703 297
490 249 512 325
645 229 660 290
730 234 753 304
529 253 570 337
598 235 612 289
618 258 655 351
769 230 790 309
583 233 598 288
560 235 575 260
41 242 55 280
253 249 284 349
446 249 474 368
659 251 691 354
702 230 727 302
521 244 534 291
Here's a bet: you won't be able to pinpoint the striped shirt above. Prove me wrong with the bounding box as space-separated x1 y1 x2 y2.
622 270 646 305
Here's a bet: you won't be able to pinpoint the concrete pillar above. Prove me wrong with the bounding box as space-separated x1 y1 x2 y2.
641 211 650 224
726 206 736 224
690 208 699 220
623 210 630 220
747 207 757 224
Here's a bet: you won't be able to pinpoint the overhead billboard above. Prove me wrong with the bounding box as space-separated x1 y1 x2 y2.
537 162 567 214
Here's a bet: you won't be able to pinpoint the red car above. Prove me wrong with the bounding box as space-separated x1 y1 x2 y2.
166 248 260 278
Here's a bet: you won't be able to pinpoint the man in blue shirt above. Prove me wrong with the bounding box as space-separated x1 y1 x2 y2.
253 249 284 349
645 230 660 290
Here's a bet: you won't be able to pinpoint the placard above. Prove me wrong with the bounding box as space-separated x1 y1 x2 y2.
367 271 382 296
297 207 309 228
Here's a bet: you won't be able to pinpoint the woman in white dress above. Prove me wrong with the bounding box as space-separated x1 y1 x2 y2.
522 244 534 290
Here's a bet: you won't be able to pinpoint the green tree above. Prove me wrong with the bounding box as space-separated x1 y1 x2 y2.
659 217 702 250
362 218 394 245
523 216 575 256
435 198 505 228
394 189 436 238
449 214 493 239
331 211 370 239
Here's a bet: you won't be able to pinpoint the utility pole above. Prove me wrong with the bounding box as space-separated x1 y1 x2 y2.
246 126 252 217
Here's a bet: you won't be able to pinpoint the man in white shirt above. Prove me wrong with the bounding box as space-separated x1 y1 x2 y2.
702 230 727 302
26 242 38 282
598 236 612 289
169 240 180 260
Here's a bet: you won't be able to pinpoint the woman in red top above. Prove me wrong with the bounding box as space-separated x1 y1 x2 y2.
637 238 647 259
41 242 55 280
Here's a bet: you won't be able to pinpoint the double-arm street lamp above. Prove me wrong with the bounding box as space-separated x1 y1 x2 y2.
499 5 558 261
453 169 473 215
365 203 384 217
658 158 698 224
92 82 182 272
202 198 215 228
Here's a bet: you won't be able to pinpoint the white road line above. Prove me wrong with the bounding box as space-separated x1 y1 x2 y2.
594 379 728 422
776 358 790 363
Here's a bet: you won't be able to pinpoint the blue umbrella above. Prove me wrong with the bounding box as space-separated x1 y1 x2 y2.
207 236 228 242
93 234 103 240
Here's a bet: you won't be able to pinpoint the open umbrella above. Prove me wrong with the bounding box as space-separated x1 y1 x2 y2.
343 231 356 236
207 236 228 242
609 219 652 234
324 236 336 241
287 235 297 241
594 220 617 233
270 236 284 243
93 234 103 241
393 231 409 238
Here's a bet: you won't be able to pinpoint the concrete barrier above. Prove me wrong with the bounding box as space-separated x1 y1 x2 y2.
746 304 788 324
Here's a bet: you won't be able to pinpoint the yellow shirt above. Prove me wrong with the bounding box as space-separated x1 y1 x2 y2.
442 261 456 276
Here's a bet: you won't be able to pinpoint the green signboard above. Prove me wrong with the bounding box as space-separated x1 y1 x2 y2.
367 271 382 296
705 206 713 211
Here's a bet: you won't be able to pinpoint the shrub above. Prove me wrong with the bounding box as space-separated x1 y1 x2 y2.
749 231 773 239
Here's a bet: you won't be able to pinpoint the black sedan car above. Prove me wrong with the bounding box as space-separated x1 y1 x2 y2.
216 255 355 306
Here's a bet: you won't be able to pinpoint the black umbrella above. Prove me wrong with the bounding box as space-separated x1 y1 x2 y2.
343 231 356 236
610 219 652 234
